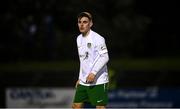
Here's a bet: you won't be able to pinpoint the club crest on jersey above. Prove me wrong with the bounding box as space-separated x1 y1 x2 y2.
87 43 91 48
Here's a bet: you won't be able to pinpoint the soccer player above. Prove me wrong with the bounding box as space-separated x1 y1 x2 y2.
72 12 109 109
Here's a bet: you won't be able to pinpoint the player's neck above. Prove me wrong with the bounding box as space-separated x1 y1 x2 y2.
82 30 90 37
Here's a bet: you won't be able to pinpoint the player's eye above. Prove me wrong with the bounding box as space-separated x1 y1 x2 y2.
83 21 88 23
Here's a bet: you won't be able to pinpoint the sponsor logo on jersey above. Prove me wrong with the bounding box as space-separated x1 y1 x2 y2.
84 52 89 60
79 52 89 60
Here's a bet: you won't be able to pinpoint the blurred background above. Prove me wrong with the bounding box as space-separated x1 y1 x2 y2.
0 0 180 108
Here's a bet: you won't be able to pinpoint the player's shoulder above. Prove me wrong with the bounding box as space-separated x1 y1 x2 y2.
91 30 105 43
76 34 82 43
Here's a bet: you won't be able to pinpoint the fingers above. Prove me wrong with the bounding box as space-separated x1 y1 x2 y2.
86 79 93 83
86 75 94 83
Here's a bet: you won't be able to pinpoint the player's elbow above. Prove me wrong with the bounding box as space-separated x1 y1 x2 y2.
106 54 109 63
104 53 109 64
100 52 109 64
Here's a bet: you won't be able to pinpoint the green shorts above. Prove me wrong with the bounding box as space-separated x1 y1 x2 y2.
73 83 108 106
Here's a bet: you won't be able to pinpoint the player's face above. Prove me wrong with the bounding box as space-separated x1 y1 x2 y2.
78 17 92 35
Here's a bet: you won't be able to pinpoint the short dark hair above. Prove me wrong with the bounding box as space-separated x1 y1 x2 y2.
77 12 92 21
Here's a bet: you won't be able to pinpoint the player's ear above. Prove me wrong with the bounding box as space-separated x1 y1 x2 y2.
90 21 93 27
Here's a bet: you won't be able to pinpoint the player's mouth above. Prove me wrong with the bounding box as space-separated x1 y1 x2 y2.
80 27 84 31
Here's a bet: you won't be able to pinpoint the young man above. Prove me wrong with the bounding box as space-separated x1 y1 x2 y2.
72 12 109 109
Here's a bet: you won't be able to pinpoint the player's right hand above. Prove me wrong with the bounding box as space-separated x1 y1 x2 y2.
75 80 80 88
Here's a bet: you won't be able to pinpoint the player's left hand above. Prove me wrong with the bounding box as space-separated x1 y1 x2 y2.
86 73 95 83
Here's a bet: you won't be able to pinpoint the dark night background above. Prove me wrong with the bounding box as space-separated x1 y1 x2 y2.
0 0 179 108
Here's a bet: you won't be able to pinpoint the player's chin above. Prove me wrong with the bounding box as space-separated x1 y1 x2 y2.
80 30 85 33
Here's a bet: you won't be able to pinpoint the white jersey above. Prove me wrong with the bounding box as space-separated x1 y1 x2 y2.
76 30 109 86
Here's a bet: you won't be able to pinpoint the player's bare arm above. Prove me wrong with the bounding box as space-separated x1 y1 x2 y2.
75 79 80 88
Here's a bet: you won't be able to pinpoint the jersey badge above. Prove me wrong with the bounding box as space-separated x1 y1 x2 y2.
87 43 91 48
